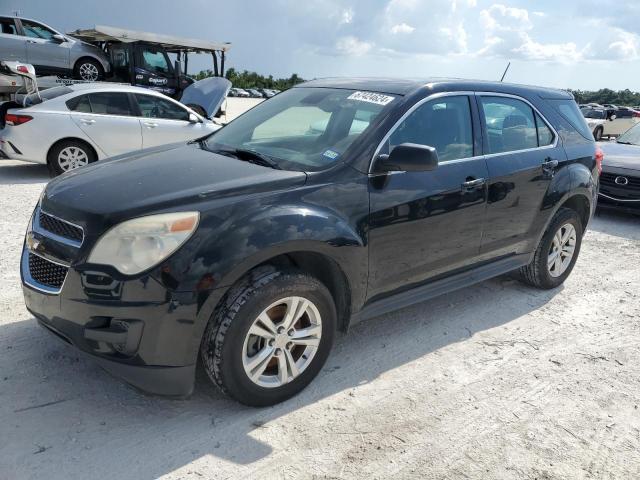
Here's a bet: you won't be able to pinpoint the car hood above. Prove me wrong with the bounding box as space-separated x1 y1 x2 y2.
598 141 640 170
42 142 307 224
180 77 231 118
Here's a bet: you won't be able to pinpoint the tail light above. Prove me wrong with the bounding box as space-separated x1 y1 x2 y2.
16 65 29 74
634 111 640 118
5 114 33 126
595 146 604 176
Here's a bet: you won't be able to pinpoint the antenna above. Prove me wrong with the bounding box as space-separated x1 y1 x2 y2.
12 9 22 17
500 62 511 82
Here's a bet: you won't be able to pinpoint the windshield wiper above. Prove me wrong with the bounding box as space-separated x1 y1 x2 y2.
210 147 281 170
616 141 634 145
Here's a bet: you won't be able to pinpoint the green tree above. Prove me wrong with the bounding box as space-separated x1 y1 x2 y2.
193 68 306 90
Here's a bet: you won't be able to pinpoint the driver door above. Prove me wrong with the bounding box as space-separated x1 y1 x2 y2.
133 93 209 148
20 19 69 71
367 95 489 300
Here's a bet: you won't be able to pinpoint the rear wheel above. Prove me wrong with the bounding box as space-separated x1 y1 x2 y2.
200 267 336 406
518 208 583 289
47 140 97 176
74 58 103 81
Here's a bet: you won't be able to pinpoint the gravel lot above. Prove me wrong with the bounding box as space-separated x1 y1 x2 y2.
0 156 639 479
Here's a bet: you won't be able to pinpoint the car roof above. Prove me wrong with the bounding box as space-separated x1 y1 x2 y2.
67 83 169 96
296 77 572 99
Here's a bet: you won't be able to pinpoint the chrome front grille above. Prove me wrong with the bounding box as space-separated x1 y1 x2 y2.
28 253 68 289
38 211 84 244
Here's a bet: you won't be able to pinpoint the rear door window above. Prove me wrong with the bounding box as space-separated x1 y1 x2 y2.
0 18 18 35
388 95 474 162
85 92 134 116
480 97 539 154
535 113 554 147
66 95 92 113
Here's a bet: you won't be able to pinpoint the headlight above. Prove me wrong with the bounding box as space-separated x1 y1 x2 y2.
88 212 199 275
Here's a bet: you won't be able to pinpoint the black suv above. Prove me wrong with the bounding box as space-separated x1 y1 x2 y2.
22 78 599 406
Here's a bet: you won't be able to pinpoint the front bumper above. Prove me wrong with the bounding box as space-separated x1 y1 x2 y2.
20 206 209 396
597 193 640 215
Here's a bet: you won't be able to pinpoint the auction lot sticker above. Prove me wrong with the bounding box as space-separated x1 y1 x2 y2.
347 91 395 106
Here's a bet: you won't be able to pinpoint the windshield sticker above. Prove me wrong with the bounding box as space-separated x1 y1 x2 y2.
347 91 395 106
322 149 340 161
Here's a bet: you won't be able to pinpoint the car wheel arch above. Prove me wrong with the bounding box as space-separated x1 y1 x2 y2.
46 137 99 165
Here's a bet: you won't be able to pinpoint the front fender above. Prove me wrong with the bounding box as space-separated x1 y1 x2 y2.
176 202 367 364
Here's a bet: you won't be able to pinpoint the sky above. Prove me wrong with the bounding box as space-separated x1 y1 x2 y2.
4 0 640 91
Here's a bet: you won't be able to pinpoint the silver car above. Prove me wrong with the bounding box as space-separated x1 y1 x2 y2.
0 83 220 175
0 16 111 81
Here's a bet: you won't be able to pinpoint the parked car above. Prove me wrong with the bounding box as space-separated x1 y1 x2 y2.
597 124 640 215
0 83 220 175
246 88 263 98
22 78 598 406
581 106 640 139
230 87 249 97
0 15 111 81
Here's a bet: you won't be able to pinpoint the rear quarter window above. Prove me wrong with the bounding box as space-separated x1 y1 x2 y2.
548 99 593 141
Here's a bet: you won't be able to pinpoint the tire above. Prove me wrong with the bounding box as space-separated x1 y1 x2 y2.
594 127 603 141
47 139 97 176
518 207 583 289
73 58 104 81
200 266 336 407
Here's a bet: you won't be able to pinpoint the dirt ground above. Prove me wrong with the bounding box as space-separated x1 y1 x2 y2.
0 159 639 480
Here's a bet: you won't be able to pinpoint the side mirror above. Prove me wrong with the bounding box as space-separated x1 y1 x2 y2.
188 113 201 124
52 34 66 44
374 143 439 173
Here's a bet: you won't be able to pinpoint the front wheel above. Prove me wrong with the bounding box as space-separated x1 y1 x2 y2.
74 58 104 81
201 267 336 406
518 207 583 289
594 127 603 141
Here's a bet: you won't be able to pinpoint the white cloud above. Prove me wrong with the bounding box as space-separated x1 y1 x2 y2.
335 36 373 56
340 8 353 25
390 23 415 34
583 28 640 61
480 4 531 31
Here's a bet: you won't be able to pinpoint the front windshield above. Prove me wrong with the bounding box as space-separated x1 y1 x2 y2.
617 123 640 145
204 87 398 171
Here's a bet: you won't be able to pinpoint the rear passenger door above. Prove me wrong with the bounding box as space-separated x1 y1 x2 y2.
133 93 208 148
0 17 26 62
477 94 564 258
68 92 142 157
367 94 489 299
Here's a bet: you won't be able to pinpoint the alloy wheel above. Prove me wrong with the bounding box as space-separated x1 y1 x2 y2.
547 223 576 277
79 63 99 81
242 296 322 388
58 147 89 171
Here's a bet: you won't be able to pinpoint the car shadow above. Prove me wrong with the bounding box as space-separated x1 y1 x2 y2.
0 275 561 479
0 162 49 185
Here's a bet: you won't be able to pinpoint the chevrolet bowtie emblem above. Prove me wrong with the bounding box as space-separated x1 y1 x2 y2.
26 232 41 252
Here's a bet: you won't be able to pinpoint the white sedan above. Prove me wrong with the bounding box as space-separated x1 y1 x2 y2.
0 83 220 175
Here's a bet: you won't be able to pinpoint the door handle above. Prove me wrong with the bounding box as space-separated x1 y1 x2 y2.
143 122 158 128
542 158 559 175
461 177 486 190
80 119 95 125
26 40 38 44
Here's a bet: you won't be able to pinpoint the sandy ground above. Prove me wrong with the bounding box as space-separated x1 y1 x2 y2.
0 158 639 479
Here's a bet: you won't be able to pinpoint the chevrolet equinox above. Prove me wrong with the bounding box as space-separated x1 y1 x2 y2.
21 78 600 406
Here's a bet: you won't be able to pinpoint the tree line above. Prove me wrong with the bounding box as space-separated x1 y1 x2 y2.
568 88 640 107
193 69 640 106
194 68 305 90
